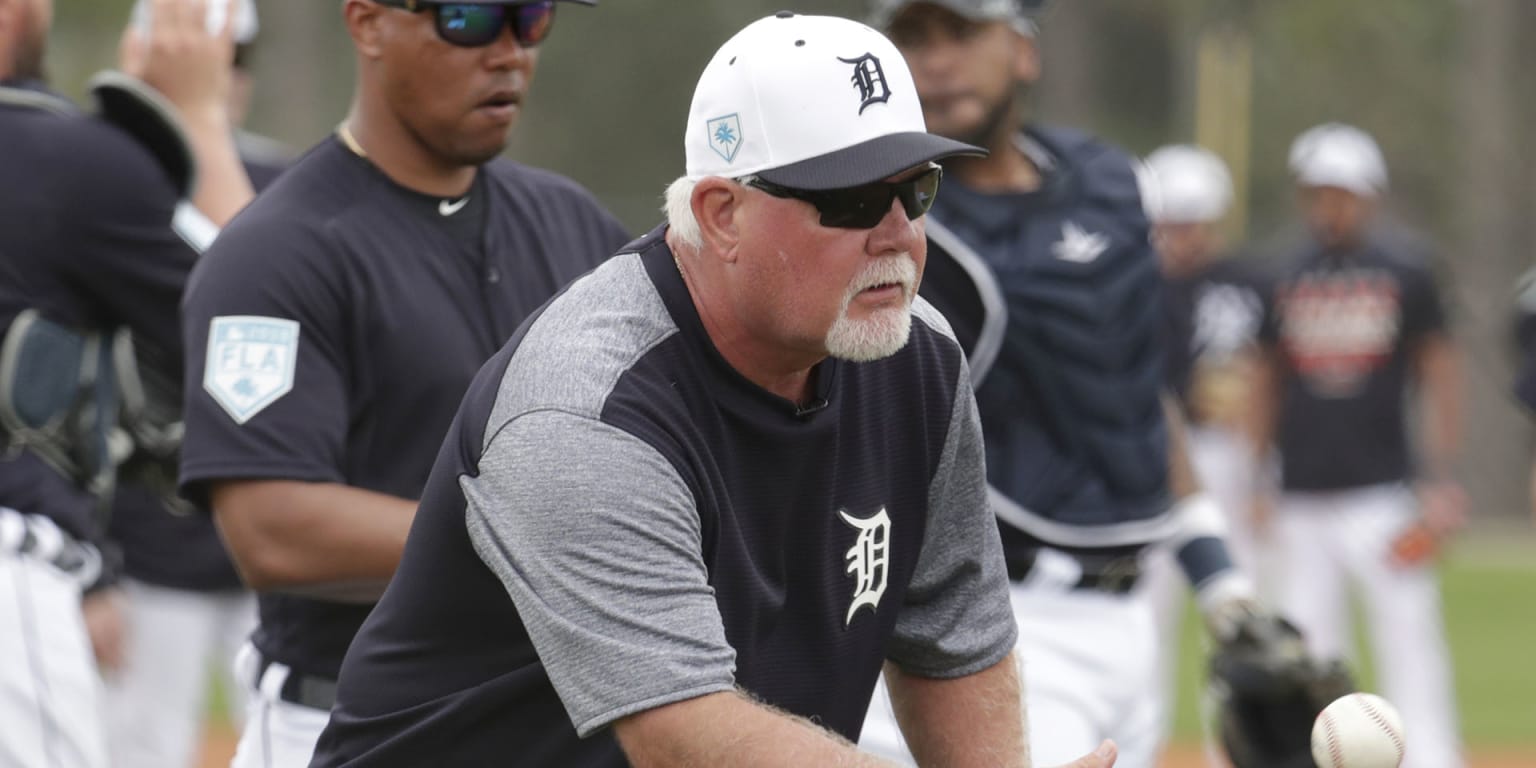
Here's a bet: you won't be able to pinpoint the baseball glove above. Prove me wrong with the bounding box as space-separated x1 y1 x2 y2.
1207 607 1357 768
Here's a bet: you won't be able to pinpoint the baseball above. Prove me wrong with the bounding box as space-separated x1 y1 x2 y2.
1311 692 1407 768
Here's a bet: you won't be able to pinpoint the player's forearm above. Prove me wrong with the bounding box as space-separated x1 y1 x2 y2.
180 108 255 226
1416 335 1463 478
1162 393 1202 500
887 654 1028 768
1244 348 1281 470
210 479 415 599
614 690 897 768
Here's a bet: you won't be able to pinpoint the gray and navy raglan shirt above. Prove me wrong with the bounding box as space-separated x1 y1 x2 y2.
311 226 1017 766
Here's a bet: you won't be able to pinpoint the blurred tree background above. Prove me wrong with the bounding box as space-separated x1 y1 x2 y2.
42 0 1534 520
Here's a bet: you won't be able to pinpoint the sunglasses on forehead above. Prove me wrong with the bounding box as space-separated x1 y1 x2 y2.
743 165 944 230
372 0 557 48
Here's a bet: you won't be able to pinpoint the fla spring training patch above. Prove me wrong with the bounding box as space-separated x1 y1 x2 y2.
203 315 300 424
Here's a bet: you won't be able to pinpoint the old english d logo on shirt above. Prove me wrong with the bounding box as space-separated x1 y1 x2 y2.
839 507 891 625
203 315 300 424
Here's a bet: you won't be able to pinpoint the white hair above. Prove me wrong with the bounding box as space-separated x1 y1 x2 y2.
663 176 702 250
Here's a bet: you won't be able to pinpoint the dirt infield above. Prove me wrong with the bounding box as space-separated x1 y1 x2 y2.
197 726 1534 767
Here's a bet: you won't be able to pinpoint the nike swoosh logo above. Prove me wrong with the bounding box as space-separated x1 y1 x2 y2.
438 197 469 216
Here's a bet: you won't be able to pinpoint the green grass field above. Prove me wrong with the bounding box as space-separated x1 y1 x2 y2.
1168 528 1536 746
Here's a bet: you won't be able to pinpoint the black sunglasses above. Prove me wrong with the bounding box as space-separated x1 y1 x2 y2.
744 165 944 230
373 0 557 48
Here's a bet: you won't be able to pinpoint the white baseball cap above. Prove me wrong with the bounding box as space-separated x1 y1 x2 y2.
869 0 1039 37
1287 123 1387 197
1141 144 1233 223
684 12 985 190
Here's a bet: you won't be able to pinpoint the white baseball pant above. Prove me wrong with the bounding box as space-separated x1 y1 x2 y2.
227 643 331 768
1275 482 1464 768
104 580 257 768
0 509 109 768
861 573 1162 767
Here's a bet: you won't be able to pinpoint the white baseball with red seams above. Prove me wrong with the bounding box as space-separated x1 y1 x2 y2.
1312 692 1408 768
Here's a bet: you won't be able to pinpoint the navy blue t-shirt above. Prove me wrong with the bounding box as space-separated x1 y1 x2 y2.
0 81 192 546
1259 235 1447 490
178 136 629 678
918 126 1171 559
310 230 1016 766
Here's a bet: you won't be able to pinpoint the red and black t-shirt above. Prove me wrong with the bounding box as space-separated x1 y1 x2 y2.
1259 236 1447 491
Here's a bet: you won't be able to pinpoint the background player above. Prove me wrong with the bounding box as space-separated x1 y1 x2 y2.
1250 122 1467 768
1137 143 1270 756
858 3 1289 765
176 0 628 764
312 14 1114 767
0 0 252 764
102 3 290 766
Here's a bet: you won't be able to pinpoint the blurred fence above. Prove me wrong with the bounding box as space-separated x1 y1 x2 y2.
42 0 1536 519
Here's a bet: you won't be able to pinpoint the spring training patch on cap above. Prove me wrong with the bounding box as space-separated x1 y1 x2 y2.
706 114 743 163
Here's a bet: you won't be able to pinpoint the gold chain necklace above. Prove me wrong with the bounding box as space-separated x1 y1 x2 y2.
337 122 367 158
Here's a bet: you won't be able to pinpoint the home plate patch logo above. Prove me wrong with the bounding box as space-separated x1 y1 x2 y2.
203 315 300 424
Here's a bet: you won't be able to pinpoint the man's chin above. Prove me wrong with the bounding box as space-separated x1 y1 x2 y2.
825 309 913 364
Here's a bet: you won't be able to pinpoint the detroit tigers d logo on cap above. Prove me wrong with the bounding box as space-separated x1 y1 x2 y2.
682 14 983 189
838 53 891 115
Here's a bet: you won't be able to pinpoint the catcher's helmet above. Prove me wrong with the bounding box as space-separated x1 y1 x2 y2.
1208 614 1357 768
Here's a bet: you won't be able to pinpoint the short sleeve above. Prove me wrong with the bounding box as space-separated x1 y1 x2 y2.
1399 260 1448 342
178 216 351 505
885 359 1017 678
463 409 737 737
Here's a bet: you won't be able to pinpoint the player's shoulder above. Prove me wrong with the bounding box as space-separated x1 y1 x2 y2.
487 246 667 425
2 94 177 204
1362 225 1437 272
195 140 366 289
482 157 607 208
218 139 366 245
1027 124 1143 211
910 295 960 349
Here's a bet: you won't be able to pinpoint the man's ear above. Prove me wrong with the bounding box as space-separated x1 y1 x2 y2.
693 178 746 263
1013 33 1040 84
343 0 386 59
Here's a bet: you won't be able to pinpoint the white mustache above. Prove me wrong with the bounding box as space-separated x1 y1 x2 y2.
850 253 918 297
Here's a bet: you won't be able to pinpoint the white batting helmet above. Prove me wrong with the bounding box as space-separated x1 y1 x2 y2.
1287 123 1387 197
1140 144 1234 224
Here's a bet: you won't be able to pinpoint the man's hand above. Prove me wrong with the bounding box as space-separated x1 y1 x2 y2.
82 588 128 673
119 0 237 124
1390 479 1468 568
1050 740 1117 767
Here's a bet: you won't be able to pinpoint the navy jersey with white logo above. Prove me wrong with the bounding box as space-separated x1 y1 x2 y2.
1259 236 1446 490
178 136 629 678
0 81 193 544
1162 257 1264 424
918 126 1171 556
310 229 1015 766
